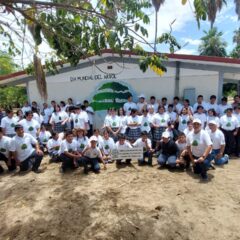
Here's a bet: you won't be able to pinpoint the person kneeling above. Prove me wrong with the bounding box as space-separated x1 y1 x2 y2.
81 136 106 174
115 134 132 165
10 125 43 173
132 131 153 166
157 131 179 168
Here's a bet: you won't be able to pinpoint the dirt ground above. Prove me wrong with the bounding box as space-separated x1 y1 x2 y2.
0 157 240 240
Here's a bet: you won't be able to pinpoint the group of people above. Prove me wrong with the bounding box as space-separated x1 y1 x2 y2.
0 93 239 180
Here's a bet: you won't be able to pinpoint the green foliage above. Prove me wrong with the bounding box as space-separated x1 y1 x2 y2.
230 45 240 59
0 51 18 75
0 86 27 108
223 83 237 97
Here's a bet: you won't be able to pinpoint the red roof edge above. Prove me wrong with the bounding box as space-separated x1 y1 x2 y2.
1 49 240 82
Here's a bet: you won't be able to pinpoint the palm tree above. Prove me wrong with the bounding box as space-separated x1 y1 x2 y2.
152 0 165 52
235 0 240 20
205 0 227 29
198 27 227 57
233 28 240 46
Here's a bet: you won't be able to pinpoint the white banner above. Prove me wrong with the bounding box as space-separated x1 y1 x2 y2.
111 147 143 160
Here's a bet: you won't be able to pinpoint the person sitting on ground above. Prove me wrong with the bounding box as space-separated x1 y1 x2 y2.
186 119 212 180
58 130 82 172
99 130 116 163
74 128 89 154
0 109 18 138
175 132 190 169
47 131 62 163
38 124 51 152
81 136 106 174
10 124 43 173
132 131 153 166
115 134 133 165
208 120 229 165
0 127 16 174
157 131 179 168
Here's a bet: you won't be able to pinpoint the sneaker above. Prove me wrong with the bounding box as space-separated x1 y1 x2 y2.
32 169 43 174
201 174 208 181
224 154 229 164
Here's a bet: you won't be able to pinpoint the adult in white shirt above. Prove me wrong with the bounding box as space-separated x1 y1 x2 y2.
21 102 31 116
58 130 81 172
0 127 16 173
218 97 232 117
71 106 89 131
186 118 212 180
49 105 69 133
206 95 220 115
147 96 159 113
123 94 137 116
193 95 208 113
10 125 43 173
0 109 18 137
208 120 229 165
137 94 147 114
19 111 40 139
83 100 94 137
132 131 153 166
219 108 239 155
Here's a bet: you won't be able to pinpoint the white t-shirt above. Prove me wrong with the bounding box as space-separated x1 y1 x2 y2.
42 108 53 124
175 140 187 152
99 137 116 155
58 139 78 155
83 146 102 158
152 113 170 127
178 114 190 132
205 116 220 131
173 103 183 114
10 133 37 162
193 113 207 127
127 115 141 129
0 136 12 157
21 106 31 115
220 115 239 131
71 111 88 129
208 129 225 150
86 106 94 125
218 104 232 116
39 131 51 144
123 102 137 115
115 140 133 150
107 115 121 128
147 103 159 113
33 113 43 125
0 116 18 135
19 119 40 138
137 102 147 113
183 128 193 137
47 138 62 155
74 136 89 152
167 111 177 122
132 138 152 151
206 102 220 115
119 116 127 134
186 130 212 157
50 111 69 124
140 115 151 132
193 102 208 112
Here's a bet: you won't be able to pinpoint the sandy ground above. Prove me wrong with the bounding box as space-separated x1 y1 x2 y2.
0 157 240 240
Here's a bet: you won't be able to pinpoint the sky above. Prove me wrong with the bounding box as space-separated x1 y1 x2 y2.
1 0 239 67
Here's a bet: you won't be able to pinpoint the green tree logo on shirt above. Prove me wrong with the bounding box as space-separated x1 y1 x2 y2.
192 140 198 146
43 138 47 142
28 126 34 131
182 119 187 124
59 116 62 121
21 144 27 150
112 122 116 127
226 122 231 127
55 146 60 150
80 144 85 149
0 148 6 152
105 145 109 150
75 119 78 123
11 123 15 128
144 122 148 127
161 119 165 123
69 148 73 152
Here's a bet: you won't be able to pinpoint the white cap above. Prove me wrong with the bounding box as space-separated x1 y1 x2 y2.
193 118 202 124
209 120 217 125
89 136 98 142
138 94 145 99
162 131 170 138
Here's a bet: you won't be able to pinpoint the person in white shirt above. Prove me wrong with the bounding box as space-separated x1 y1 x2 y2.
115 134 133 165
193 95 208 113
208 120 229 165
218 97 232 117
193 106 207 128
38 124 51 150
206 95 220 115
183 120 194 137
118 107 127 135
137 94 147 114
19 111 40 139
0 109 18 137
99 130 116 163
0 127 16 173
83 100 94 137
132 131 153 166
106 108 121 142
177 107 193 133
71 105 88 131
161 97 168 111
140 108 152 140
180 99 194 115
42 103 53 125
123 94 137 116
172 96 183 114
126 109 141 143
81 135 106 174
74 128 89 154
167 104 177 123
21 101 31 116
50 105 69 133
47 131 61 162
147 96 158 113
233 105 240 157
219 108 239 156
16 109 24 122
10 124 43 173
186 119 212 180
58 130 82 172
205 109 220 131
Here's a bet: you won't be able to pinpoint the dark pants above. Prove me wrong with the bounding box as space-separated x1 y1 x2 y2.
192 154 211 179
138 151 153 165
0 153 16 173
221 129 236 155
59 153 75 171
87 124 93 138
235 128 240 156
20 151 43 172
81 156 100 173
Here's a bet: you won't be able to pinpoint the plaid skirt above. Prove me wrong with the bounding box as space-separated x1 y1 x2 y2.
54 122 66 133
127 127 141 142
153 127 166 142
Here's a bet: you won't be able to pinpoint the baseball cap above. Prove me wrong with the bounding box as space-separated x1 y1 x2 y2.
89 136 98 142
193 119 202 124
162 131 170 138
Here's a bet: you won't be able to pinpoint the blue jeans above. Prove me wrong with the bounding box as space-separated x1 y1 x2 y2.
82 157 100 173
211 149 229 165
20 150 43 172
158 154 177 167
193 154 212 179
